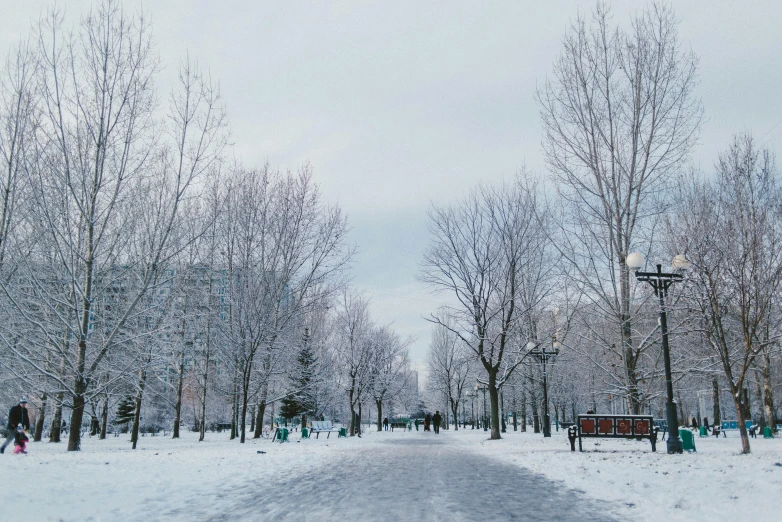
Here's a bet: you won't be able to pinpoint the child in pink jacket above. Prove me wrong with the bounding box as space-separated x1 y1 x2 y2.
13 425 28 454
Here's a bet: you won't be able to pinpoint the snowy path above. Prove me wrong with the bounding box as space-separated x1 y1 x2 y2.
204 431 616 521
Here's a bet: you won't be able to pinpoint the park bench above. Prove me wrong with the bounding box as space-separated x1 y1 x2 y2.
310 420 345 439
569 414 657 452
390 421 409 431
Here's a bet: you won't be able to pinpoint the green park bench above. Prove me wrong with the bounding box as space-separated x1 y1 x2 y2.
390 420 410 431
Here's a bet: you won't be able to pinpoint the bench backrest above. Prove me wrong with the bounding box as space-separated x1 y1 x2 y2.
577 414 654 437
312 421 333 430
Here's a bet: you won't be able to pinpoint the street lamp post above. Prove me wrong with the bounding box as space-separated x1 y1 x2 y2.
475 383 488 432
627 252 690 454
466 391 476 429
526 338 561 437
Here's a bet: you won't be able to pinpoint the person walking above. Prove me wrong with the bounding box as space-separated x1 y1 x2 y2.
383 417 389 431
414 418 420 431
433 411 442 434
424 413 432 432
1 398 30 454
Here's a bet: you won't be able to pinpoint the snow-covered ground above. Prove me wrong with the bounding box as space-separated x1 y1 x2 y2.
3 426 780 521
453 427 782 520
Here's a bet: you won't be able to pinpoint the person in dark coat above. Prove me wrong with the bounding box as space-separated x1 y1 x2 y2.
424 413 432 432
383 417 389 431
414 418 420 431
433 411 442 434
1 398 30 454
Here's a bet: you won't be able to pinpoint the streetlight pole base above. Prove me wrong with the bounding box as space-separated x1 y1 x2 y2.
543 414 551 437
666 438 683 454
665 401 682 454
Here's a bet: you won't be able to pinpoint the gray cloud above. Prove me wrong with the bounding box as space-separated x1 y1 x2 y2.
2 0 781 367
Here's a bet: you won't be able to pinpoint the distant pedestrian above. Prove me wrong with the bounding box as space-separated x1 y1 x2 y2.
433 411 442 434
13 425 28 454
414 419 420 431
383 417 389 431
1 398 30 454
749 424 757 438
691 417 698 430
424 413 432 432
702 417 711 434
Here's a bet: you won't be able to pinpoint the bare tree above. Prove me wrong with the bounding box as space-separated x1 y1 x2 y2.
421 175 550 439
0 41 36 275
670 134 782 453
368 325 411 431
334 288 373 436
426 320 472 431
221 164 350 443
537 2 702 414
0 2 222 450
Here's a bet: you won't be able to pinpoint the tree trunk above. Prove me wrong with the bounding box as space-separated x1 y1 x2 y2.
376 399 383 431
50 394 63 443
196 319 212 442
348 381 357 436
254 401 266 439
199 381 210 442
620 259 642 414
34 394 47 442
521 389 527 432
67 376 87 451
712 379 721 427
172 347 186 438
488 371 501 439
357 402 362 435
742 388 751 421
90 403 100 436
100 392 109 440
240 366 251 443
230 372 239 440
131 367 147 450
762 353 777 431
733 393 751 454
500 392 507 433
450 398 459 431
254 383 268 438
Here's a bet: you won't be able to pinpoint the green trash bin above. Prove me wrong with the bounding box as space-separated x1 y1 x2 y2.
763 426 774 439
679 429 696 452
301 427 309 439
338 427 347 438
699 426 708 437
276 427 289 443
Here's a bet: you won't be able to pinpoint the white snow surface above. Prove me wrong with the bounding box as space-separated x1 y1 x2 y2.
457 428 782 520
3 426 780 521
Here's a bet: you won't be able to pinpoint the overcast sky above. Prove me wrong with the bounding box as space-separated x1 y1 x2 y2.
2 1 781 371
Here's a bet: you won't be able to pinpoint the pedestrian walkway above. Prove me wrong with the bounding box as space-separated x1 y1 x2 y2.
222 431 616 521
